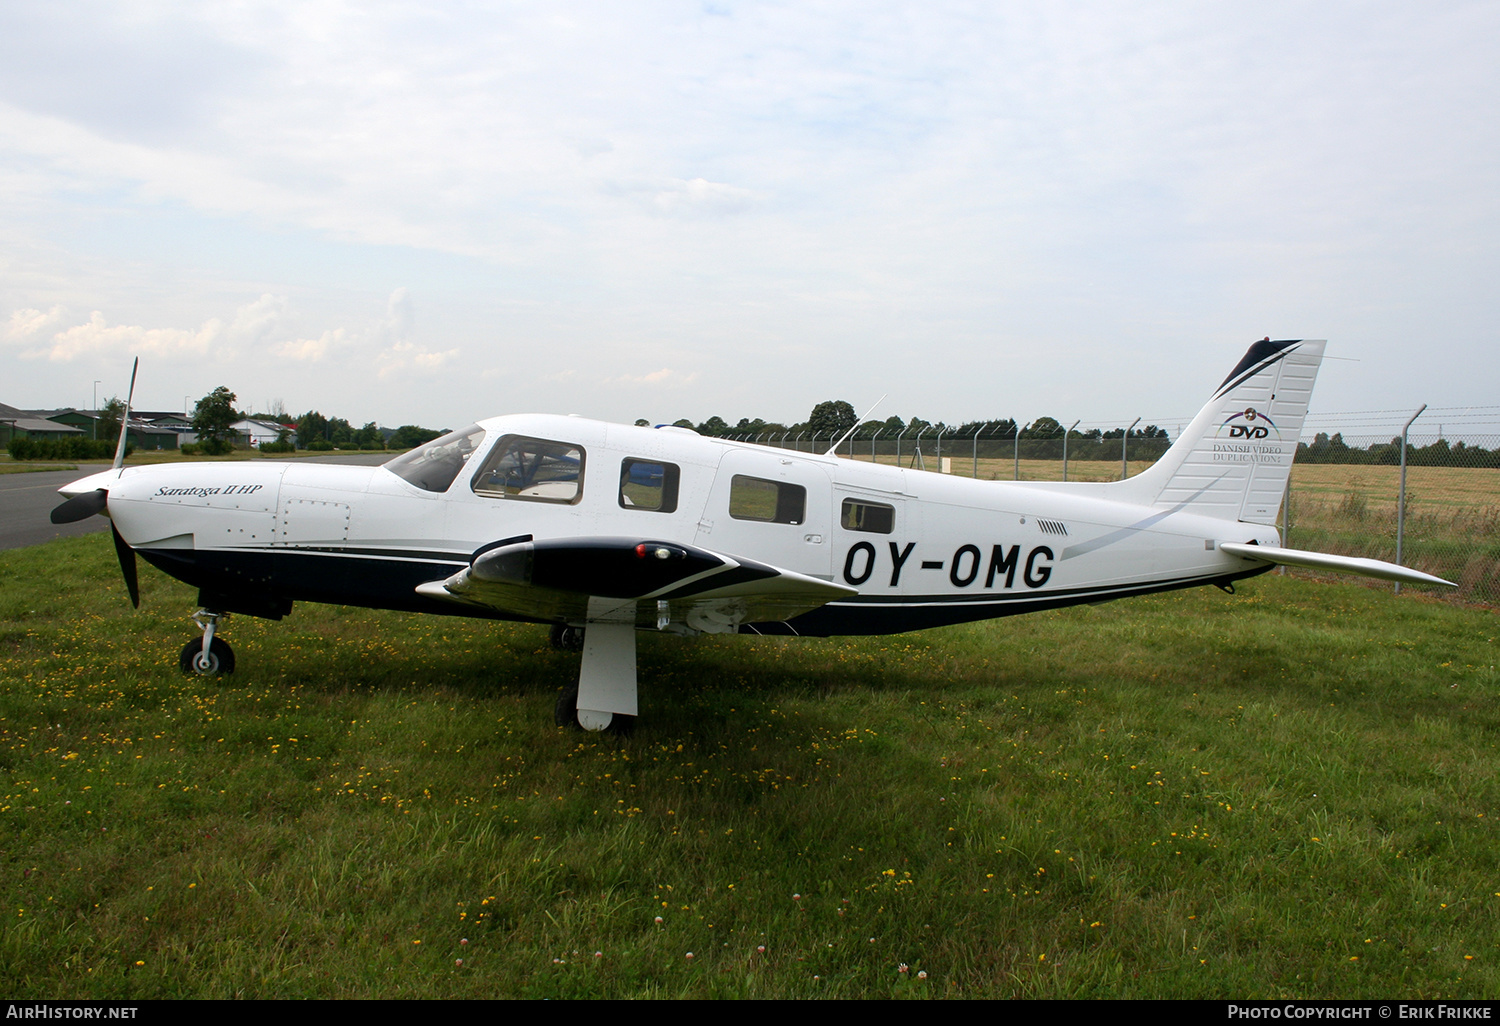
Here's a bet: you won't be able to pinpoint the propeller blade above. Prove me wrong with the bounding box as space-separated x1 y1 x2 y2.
50 488 108 524
112 357 138 472
112 523 139 608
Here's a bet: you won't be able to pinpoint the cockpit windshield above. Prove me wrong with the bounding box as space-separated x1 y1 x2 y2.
383 424 486 493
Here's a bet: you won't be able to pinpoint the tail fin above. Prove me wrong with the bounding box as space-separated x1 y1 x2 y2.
1121 338 1325 524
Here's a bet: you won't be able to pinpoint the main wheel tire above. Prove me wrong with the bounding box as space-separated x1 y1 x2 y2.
549 625 585 651
554 685 581 727
179 637 235 675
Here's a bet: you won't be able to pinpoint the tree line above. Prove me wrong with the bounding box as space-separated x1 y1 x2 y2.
652 400 1172 459
1297 432 1500 469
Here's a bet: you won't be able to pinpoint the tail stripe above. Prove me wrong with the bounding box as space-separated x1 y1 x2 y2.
1214 339 1303 399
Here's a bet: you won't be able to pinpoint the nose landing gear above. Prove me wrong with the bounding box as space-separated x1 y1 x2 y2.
179 609 235 675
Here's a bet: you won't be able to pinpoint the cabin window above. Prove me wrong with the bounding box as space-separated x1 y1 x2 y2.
619 459 680 513
728 474 806 525
840 498 895 534
384 424 486 493
471 435 585 503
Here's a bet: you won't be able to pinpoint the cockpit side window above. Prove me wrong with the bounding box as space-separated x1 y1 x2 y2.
619 458 680 513
471 435 585 503
384 424 486 493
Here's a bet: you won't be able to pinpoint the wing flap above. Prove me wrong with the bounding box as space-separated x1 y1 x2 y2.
1219 542 1455 587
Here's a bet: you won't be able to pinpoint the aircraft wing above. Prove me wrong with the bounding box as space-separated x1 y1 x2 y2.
1218 542 1455 587
415 535 857 633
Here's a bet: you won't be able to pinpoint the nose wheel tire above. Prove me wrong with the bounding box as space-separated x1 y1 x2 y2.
180 637 235 675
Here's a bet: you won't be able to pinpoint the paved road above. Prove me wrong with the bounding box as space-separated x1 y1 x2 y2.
0 453 395 552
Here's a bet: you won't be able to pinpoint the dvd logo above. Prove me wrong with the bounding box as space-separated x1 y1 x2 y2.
1220 407 1279 441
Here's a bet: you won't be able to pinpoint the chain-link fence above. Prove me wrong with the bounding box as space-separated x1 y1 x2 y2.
735 409 1500 605
1282 430 1500 605
743 426 1173 481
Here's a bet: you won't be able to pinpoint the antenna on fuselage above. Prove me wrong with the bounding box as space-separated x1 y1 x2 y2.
824 394 887 457
111 357 138 475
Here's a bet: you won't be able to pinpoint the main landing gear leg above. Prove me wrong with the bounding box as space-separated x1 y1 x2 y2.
555 598 637 735
179 608 235 675
575 622 636 733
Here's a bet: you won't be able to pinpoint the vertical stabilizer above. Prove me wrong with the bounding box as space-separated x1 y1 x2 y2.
1121 339 1325 524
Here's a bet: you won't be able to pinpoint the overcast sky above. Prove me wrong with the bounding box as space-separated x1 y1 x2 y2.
2 1 1496 435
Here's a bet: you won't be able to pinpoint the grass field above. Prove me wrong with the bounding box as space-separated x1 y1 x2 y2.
1 533 1497 998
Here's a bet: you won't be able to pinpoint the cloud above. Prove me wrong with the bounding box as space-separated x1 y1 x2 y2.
274 327 346 363
650 178 758 217
228 293 290 347
363 288 457 377
612 367 698 387
382 287 414 342
12 294 301 362
26 310 224 362
4 306 63 342
376 339 458 379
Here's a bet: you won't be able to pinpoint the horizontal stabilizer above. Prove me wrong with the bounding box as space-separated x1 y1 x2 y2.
1218 542 1454 588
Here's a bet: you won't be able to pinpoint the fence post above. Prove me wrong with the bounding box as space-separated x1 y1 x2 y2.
1395 404 1427 594
972 427 982 479
1122 417 1141 480
870 429 881 464
1013 431 1019 480
1063 419 1079 481
1280 474 1291 575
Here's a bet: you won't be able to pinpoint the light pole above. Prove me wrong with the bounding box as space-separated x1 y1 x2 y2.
93 380 101 438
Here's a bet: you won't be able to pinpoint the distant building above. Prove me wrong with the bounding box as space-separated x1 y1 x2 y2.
44 409 179 450
0 402 86 447
233 419 293 448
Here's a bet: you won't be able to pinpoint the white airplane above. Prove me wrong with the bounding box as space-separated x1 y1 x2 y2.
53 339 1451 733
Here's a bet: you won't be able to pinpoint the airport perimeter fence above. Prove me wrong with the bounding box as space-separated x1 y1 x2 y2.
732 412 1500 606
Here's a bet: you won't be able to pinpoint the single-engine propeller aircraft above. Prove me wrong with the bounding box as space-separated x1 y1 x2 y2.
54 339 1452 732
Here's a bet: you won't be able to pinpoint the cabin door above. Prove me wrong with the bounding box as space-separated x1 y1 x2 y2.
694 449 834 580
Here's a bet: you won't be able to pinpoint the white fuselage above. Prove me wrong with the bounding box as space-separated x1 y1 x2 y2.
75 413 1279 635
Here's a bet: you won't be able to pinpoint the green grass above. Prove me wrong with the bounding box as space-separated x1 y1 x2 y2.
1 535 1497 998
